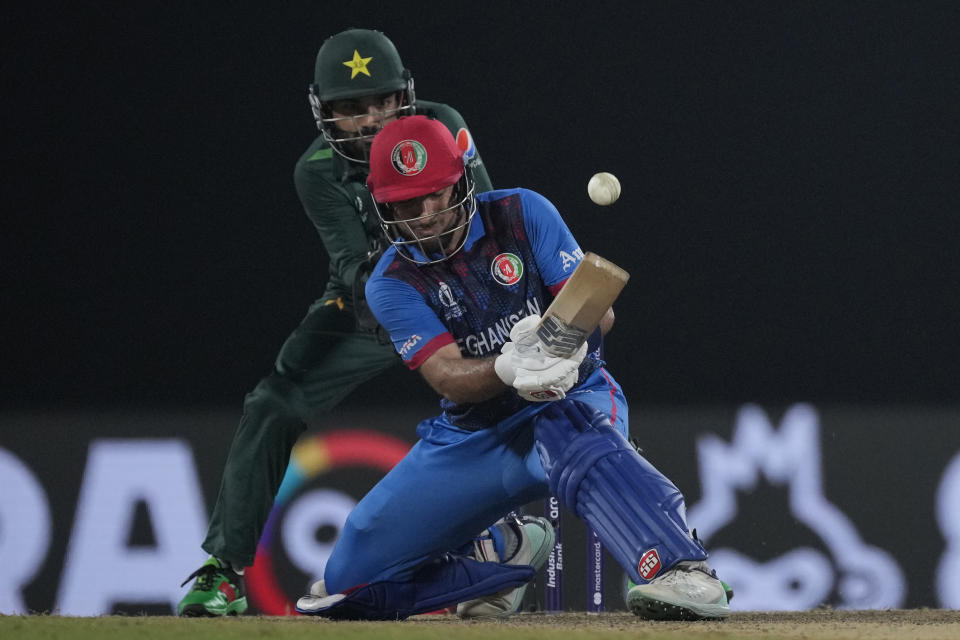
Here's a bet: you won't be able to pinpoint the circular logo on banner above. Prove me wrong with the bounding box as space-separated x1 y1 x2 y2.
390 139 427 176
491 253 523 286
245 430 410 615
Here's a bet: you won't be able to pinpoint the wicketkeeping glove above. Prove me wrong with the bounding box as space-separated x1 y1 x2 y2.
494 315 588 402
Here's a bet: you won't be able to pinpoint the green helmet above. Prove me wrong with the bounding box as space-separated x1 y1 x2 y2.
308 29 416 163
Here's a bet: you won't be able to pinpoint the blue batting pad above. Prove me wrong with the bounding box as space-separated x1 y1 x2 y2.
534 400 707 584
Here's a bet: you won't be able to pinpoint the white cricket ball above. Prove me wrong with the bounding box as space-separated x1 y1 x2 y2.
587 172 621 206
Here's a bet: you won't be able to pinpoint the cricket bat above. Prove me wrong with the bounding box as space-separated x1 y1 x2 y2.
535 252 630 357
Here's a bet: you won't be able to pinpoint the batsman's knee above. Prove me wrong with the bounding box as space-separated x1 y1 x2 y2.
533 399 707 584
321 515 370 592
533 400 626 504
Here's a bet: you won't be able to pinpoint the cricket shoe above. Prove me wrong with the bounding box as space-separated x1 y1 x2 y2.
627 560 730 621
456 515 555 618
177 557 248 617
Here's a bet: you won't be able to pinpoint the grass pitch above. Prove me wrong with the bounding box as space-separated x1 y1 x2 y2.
4 610 960 640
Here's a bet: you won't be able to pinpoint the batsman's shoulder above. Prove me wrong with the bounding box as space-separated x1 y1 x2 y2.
479 187 522 199
416 100 470 134
518 188 561 214
364 248 416 309
501 188 561 224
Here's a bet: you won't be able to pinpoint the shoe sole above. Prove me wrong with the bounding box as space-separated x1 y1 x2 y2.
627 589 729 621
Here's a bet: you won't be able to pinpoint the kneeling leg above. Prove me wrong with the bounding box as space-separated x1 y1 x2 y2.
296 554 534 620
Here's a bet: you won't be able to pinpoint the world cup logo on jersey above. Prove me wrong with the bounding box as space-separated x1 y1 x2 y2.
390 139 427 176
491 253 523 286
438 281 464 320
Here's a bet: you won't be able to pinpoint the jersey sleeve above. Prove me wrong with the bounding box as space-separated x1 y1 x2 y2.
365 265 454 369
519 189 585 292
293 144 370 293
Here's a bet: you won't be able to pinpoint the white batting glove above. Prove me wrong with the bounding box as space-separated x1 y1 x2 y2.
512 340 587 401
494 315 588 402
507 314 541 351
493 315 541 386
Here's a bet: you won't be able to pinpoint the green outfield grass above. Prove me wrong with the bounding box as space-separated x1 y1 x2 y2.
0 614 762 640
4 611 960 640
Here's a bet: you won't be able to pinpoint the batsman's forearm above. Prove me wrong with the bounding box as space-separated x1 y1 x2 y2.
600 307 615 336
422 356 506 405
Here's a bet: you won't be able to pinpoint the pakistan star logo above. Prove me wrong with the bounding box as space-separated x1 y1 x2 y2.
343 50 372 79
686 404 905 610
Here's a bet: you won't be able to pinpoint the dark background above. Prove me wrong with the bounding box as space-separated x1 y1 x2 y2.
4 1 960 410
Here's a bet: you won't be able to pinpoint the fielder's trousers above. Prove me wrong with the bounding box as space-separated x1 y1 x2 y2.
202 297 400 567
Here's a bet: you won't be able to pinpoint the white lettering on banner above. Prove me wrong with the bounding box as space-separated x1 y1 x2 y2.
936 452 960 607
686 404 906 610
0 449 51 614
708 548 834 610
546 543 563 587
592 541 603 599
281 489 356 588
56 440 208 615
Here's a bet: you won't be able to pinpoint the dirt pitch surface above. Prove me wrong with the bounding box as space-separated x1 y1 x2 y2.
409 609 960 639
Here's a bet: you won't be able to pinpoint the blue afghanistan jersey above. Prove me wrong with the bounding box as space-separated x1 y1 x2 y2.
365 188 603 429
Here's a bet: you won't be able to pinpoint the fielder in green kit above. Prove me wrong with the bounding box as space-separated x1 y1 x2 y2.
177 28 492 616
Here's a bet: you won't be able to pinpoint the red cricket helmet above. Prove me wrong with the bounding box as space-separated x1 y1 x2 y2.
367 115 466 202
367 116 477 265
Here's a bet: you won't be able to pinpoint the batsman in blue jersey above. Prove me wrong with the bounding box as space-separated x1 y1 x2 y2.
295 116 732 621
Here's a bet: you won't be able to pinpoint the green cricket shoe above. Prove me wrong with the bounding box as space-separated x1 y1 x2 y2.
178 557 248 617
